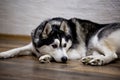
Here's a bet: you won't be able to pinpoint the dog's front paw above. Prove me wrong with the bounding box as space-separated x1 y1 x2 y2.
39 55 52 63
81 56 104 66
0 52 9 59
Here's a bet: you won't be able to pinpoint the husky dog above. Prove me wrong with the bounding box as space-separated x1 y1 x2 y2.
0 17 120 65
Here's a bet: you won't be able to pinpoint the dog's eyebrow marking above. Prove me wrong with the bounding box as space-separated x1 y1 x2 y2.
61 38 66 46
54 39 60 45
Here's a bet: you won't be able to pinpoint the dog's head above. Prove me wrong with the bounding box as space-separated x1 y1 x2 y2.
32 18 73 63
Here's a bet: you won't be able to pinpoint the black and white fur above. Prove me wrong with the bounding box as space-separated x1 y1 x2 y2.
0 17 120 65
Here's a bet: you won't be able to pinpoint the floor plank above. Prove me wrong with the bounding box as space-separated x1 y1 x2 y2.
0 36 120 80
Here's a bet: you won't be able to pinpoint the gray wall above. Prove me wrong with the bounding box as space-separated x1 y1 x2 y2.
0 0 120 35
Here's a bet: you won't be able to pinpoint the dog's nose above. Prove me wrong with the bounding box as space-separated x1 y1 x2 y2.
61 56 67 63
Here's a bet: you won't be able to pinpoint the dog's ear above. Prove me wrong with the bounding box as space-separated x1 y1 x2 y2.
42 23 52 38
60 21 69 34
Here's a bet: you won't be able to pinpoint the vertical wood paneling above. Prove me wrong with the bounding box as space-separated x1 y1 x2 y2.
0 0 120 35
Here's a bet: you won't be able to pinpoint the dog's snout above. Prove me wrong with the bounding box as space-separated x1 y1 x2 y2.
61 56 67 63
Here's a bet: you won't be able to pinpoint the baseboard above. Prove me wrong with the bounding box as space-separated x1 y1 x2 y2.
0 33 31 42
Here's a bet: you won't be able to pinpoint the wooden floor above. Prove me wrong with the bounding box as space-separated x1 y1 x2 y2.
0 35 120 80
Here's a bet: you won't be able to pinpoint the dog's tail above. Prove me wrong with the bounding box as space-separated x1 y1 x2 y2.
0 43 33 58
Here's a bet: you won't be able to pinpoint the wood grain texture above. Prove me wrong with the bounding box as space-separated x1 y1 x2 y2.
0 35 120 80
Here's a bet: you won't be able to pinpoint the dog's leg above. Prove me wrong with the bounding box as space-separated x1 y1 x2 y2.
82 29 120 65
82 50 104 65
82 49 117 65
0 43 33 58
82 40 118 65
39 55 53 63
